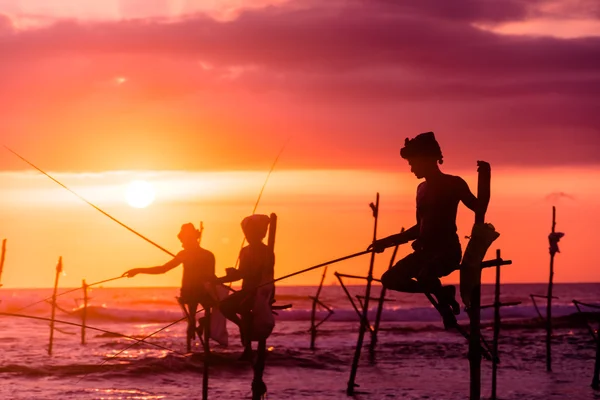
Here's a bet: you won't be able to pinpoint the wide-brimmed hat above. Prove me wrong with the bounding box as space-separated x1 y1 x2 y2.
177 223 201 241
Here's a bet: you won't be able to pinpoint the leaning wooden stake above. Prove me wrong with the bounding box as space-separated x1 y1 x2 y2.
491 249 502 400
0 239 6 287
370 244 399 355
310 265 328 350
546 206 556 372
48 257 63 355
81 280 88 345
347 193 379 396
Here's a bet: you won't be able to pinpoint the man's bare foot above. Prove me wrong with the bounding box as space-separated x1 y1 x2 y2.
442 285 461 315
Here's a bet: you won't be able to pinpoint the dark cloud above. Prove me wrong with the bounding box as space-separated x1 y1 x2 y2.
545 192 576 202
0 0 598 170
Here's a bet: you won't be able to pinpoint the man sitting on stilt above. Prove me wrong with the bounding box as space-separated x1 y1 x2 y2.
218 214 275 361
123 223 218 343
371 132 488 328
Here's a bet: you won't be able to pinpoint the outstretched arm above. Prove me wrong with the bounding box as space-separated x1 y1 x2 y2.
123 256 181 278
384 224 419 245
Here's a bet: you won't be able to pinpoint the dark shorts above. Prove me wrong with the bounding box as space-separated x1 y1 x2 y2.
179 287 215 308
386 247 462 282
219 290 255 316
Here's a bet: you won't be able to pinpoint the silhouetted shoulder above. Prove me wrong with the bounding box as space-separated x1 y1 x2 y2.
199 247 215 258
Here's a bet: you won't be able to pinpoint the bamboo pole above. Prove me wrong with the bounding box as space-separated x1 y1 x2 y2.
81 280 88 345
0 239 6 287
593 333 599 390
48 257 62 355
251 213 277 400
491 249 501 400
546 206 556 372
310 265 328 350
253 339 267 400
202 307 211 400
370 244 399 356
347 193 379 396
469 161 491 400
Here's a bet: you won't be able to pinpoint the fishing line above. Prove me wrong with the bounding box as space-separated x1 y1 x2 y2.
76 309 203 383
234 138 290 269
100 250 374 360
16 276 125 312
5 146 177 258
0 312 183 355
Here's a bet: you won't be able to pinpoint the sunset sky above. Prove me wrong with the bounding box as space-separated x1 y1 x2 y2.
0 0 599 288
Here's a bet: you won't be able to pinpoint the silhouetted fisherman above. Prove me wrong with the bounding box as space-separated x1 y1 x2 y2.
370 132 486 327
123 223 217 340
218 214 275 361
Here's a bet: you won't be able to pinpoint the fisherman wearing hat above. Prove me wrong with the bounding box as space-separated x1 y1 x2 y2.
123 223 217 340
370 132 486 328
218 214 275 360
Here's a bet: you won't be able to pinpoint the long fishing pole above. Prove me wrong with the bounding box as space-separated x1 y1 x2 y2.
234 138 290 269
0 312 183 355
77 248 374 382
75 309 203 383
4 146 177 258
93 249 374 360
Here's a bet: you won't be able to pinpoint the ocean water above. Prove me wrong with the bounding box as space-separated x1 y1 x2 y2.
0 283 598 399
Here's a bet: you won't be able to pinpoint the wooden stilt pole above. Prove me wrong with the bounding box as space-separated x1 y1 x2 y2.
347 193 379 396
251 213 277 400
49 257 63 356
491 249 501 400
253 339 267 400
593 333 599 390
202 307 211 400
0 239 6 287
310 266 328 350
546 206 556 372
370 244 399 356
81 279 88 345
469 161 491 400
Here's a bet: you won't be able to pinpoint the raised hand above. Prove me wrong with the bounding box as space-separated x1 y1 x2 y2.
477 160 491 174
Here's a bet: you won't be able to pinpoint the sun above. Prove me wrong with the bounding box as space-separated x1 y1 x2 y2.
125 180 156 208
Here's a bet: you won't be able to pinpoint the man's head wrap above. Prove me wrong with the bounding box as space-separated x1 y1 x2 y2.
241 214 271 241
178 223 201 242
400 131 444 164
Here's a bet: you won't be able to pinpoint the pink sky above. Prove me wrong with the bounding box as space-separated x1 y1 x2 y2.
0 0 599 287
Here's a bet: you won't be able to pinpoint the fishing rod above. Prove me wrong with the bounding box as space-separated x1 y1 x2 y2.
0 312 183 355
17 276 125 312
77 248 373 381
4 146 177 258
234 138 290 269
93 249 375 358
5 145 223 304
75 308 202 383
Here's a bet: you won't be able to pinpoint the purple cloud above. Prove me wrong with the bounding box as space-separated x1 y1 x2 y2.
0 0 598 170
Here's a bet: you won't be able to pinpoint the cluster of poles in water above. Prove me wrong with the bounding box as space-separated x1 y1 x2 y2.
0 146 599 399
